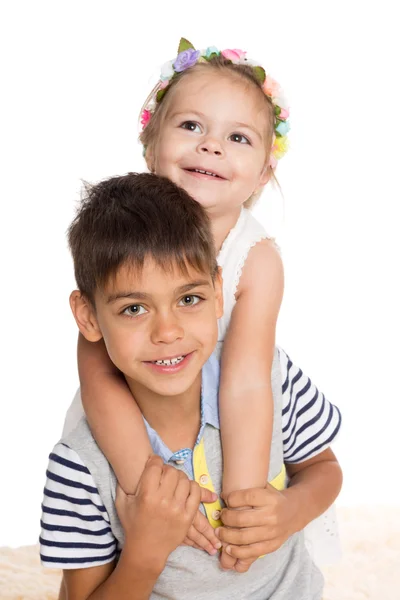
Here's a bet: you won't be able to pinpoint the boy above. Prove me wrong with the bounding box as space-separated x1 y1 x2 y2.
40 173 342 599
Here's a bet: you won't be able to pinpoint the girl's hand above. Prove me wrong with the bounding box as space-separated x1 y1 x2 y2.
182 509 222 555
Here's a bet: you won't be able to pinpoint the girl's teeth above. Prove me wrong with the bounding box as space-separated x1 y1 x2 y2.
153 356 185 366
194 169 217 177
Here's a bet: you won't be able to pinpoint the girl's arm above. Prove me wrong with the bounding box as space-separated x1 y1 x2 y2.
219 239 284 494
78 333 153 494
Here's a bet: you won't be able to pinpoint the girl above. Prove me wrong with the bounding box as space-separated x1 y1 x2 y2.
64 39 337 570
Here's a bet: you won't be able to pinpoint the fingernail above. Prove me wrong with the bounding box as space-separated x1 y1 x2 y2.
226 545 232 555
214 541 222 549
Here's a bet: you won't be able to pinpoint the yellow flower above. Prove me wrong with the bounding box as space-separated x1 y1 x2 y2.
272 135 289 159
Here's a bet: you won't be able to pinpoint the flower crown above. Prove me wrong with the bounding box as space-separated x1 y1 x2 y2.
140 38 290 169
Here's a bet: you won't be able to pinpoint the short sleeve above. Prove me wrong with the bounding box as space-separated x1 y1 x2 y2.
40 443 117 569
278 348 342 464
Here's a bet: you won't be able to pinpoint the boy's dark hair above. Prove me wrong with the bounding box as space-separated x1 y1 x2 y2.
68 172 217 305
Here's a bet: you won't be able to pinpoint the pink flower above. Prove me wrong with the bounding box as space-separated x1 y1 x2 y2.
221 48 246 62
263 75 280 97
141 109 151 129
279 108 290 120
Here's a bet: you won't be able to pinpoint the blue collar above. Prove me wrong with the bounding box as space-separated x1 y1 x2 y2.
143 352 220 465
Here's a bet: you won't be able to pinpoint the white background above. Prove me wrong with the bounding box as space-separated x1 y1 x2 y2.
1 0 399 547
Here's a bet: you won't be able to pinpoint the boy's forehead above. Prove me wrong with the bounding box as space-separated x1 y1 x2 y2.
100 258 213 302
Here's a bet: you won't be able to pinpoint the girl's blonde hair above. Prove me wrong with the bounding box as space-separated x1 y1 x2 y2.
139 55 277 208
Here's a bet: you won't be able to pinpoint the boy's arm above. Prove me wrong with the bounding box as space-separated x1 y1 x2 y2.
62 456 203 600
217 350 342 571
62 552 158 600
78 333 153 494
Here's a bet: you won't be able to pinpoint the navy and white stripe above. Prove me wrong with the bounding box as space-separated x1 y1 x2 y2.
40 443 117 569
40 349 341 569
279 348 341 463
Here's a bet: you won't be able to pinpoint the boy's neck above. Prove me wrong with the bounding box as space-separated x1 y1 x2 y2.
209 207 242 253
126 374 202 453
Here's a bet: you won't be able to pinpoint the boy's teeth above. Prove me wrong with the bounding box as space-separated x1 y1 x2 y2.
194 169 217 177
153 356 185 366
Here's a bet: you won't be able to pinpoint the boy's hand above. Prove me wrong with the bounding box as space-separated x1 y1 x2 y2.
115 456 202 572
215 485 297 573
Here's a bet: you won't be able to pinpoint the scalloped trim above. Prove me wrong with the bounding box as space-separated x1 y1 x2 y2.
233 234 271 299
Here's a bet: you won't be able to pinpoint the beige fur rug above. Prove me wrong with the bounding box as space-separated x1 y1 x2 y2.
1 507 399 599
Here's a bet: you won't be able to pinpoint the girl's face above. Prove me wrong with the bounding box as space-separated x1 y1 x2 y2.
150 71 271 218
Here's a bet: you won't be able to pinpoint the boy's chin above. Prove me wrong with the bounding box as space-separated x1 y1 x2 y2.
140 372 201 398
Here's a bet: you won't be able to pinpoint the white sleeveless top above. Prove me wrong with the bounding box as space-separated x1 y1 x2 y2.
216 208 271 358
216 207 341 566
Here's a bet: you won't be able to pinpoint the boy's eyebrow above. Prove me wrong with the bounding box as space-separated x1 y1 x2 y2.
176 280 212 294
106 280 211 303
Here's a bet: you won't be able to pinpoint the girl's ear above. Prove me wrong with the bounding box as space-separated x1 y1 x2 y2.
259 164 272 187
69 291 103 342
213 267 224 319
144 144 155 173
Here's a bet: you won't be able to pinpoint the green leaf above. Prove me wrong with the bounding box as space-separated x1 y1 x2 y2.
204 52 219 61
253 66 266 84
156 88 167 103
178 38 195 54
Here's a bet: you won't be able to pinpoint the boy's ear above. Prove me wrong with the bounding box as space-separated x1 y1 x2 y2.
214 267 224 319
69 291 103 342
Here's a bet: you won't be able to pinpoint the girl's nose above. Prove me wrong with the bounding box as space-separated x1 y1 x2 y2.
197 137 224 157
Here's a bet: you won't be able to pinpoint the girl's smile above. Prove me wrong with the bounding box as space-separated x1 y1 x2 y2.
152 71 271 218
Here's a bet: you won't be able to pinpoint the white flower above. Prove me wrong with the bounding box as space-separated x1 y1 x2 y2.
160 60 175 81
242 57 260 67
273 91 289 110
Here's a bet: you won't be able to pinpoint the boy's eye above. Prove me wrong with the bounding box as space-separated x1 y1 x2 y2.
179 295 201 307
180 121 201 133
122 305 147 317
229 133 250 144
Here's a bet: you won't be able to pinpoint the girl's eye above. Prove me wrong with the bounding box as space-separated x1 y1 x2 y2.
229 133 250 145
179 295 201 307
180 121 201 133
122 305 147 318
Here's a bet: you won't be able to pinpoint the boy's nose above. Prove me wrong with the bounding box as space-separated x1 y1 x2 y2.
151 313 184 344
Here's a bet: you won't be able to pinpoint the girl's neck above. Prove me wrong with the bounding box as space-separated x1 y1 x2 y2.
210 206 243 253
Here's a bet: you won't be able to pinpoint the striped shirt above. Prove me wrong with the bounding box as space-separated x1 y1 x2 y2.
40 347 341 569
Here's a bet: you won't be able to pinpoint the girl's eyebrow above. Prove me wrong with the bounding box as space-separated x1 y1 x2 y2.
233 121 262 141
169 110 207 120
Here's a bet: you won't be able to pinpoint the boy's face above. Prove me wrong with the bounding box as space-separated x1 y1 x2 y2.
72 258 223 399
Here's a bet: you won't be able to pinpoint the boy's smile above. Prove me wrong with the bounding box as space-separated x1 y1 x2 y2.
75 258 223 422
